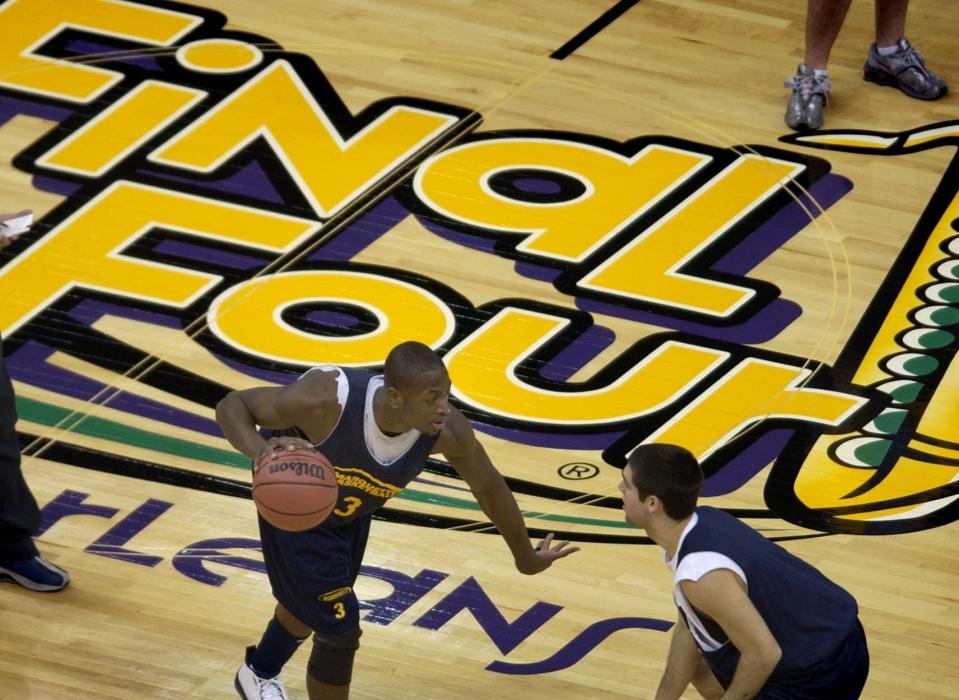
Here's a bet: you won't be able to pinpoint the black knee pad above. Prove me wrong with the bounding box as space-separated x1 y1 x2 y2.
307 627 362 686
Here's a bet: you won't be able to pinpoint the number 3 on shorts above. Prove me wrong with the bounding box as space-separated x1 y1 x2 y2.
333 602 346 619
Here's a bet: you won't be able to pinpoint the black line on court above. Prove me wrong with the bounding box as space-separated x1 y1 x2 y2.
551 0 641 60
26 436 823 543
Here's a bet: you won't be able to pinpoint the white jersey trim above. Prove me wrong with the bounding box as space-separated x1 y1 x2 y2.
299 367 420 466
302 365 348 406
363 375 421 465
301 365 348 439
664 513 748 653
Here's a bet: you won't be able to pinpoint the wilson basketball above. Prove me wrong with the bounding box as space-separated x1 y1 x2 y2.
252 448 339 531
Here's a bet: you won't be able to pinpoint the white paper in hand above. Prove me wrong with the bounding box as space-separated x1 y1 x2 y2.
0 210 33 240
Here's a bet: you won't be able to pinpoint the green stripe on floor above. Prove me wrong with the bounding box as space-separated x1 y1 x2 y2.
16 397 795 532
16 396 250 468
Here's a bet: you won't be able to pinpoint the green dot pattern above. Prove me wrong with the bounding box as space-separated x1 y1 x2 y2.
852 439 891 466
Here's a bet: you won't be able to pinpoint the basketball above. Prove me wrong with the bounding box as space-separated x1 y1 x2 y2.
252 447 339 531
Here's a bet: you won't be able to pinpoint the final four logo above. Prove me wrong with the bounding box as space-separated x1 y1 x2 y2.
1 0 957 539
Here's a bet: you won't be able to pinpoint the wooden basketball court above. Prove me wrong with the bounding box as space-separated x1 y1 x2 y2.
1 0 957 697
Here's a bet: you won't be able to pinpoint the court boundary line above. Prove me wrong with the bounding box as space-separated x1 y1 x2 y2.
551 0 641 60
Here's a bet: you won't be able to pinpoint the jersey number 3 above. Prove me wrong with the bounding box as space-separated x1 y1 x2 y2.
334 496 362 518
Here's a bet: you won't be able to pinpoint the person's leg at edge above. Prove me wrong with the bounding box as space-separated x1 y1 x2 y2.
874 0 908 48
785 0 854 130
0 337 68 592
0 337 41 561
863 0 945 98
804 0 855 70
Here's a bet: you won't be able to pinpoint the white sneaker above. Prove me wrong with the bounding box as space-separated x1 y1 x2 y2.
234 647 289 700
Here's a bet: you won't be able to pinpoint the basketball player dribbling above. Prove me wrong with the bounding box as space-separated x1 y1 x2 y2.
216 341 578 700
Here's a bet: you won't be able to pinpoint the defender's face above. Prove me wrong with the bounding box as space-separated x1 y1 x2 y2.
397 369 452 434
619 464 648 528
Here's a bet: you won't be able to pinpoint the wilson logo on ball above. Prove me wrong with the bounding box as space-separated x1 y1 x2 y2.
253 448 339 531
268 461 328 478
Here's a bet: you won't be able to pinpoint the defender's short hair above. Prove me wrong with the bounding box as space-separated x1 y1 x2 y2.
627 444 703 520
383 341 446 391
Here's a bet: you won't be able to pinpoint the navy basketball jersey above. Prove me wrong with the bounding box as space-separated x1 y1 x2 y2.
300 366 439 527
670 506 859 686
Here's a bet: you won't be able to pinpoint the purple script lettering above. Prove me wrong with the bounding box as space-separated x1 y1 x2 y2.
357 565 448 625
414 576 563 655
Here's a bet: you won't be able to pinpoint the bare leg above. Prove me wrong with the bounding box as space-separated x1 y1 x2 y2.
875 0 908 46
804 0 855 70
275 602 312 637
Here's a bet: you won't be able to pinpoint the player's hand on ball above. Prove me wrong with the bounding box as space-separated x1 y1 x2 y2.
515 533 580 575
255 436 315 466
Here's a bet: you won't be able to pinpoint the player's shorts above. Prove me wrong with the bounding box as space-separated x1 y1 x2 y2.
754 619 870 699
258 511 371 635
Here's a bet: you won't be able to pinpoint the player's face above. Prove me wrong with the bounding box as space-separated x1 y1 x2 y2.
399 369 452 434
619 465 648 528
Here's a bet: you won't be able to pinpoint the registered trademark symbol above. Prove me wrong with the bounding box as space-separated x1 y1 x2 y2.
557 462 600 480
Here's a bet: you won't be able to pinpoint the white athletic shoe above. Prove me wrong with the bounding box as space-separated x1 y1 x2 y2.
234 647 289 700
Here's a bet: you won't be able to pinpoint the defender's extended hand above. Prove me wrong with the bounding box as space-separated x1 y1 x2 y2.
516 532 580 575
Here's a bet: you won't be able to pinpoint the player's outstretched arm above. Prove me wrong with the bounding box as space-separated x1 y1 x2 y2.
437 407 579 574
